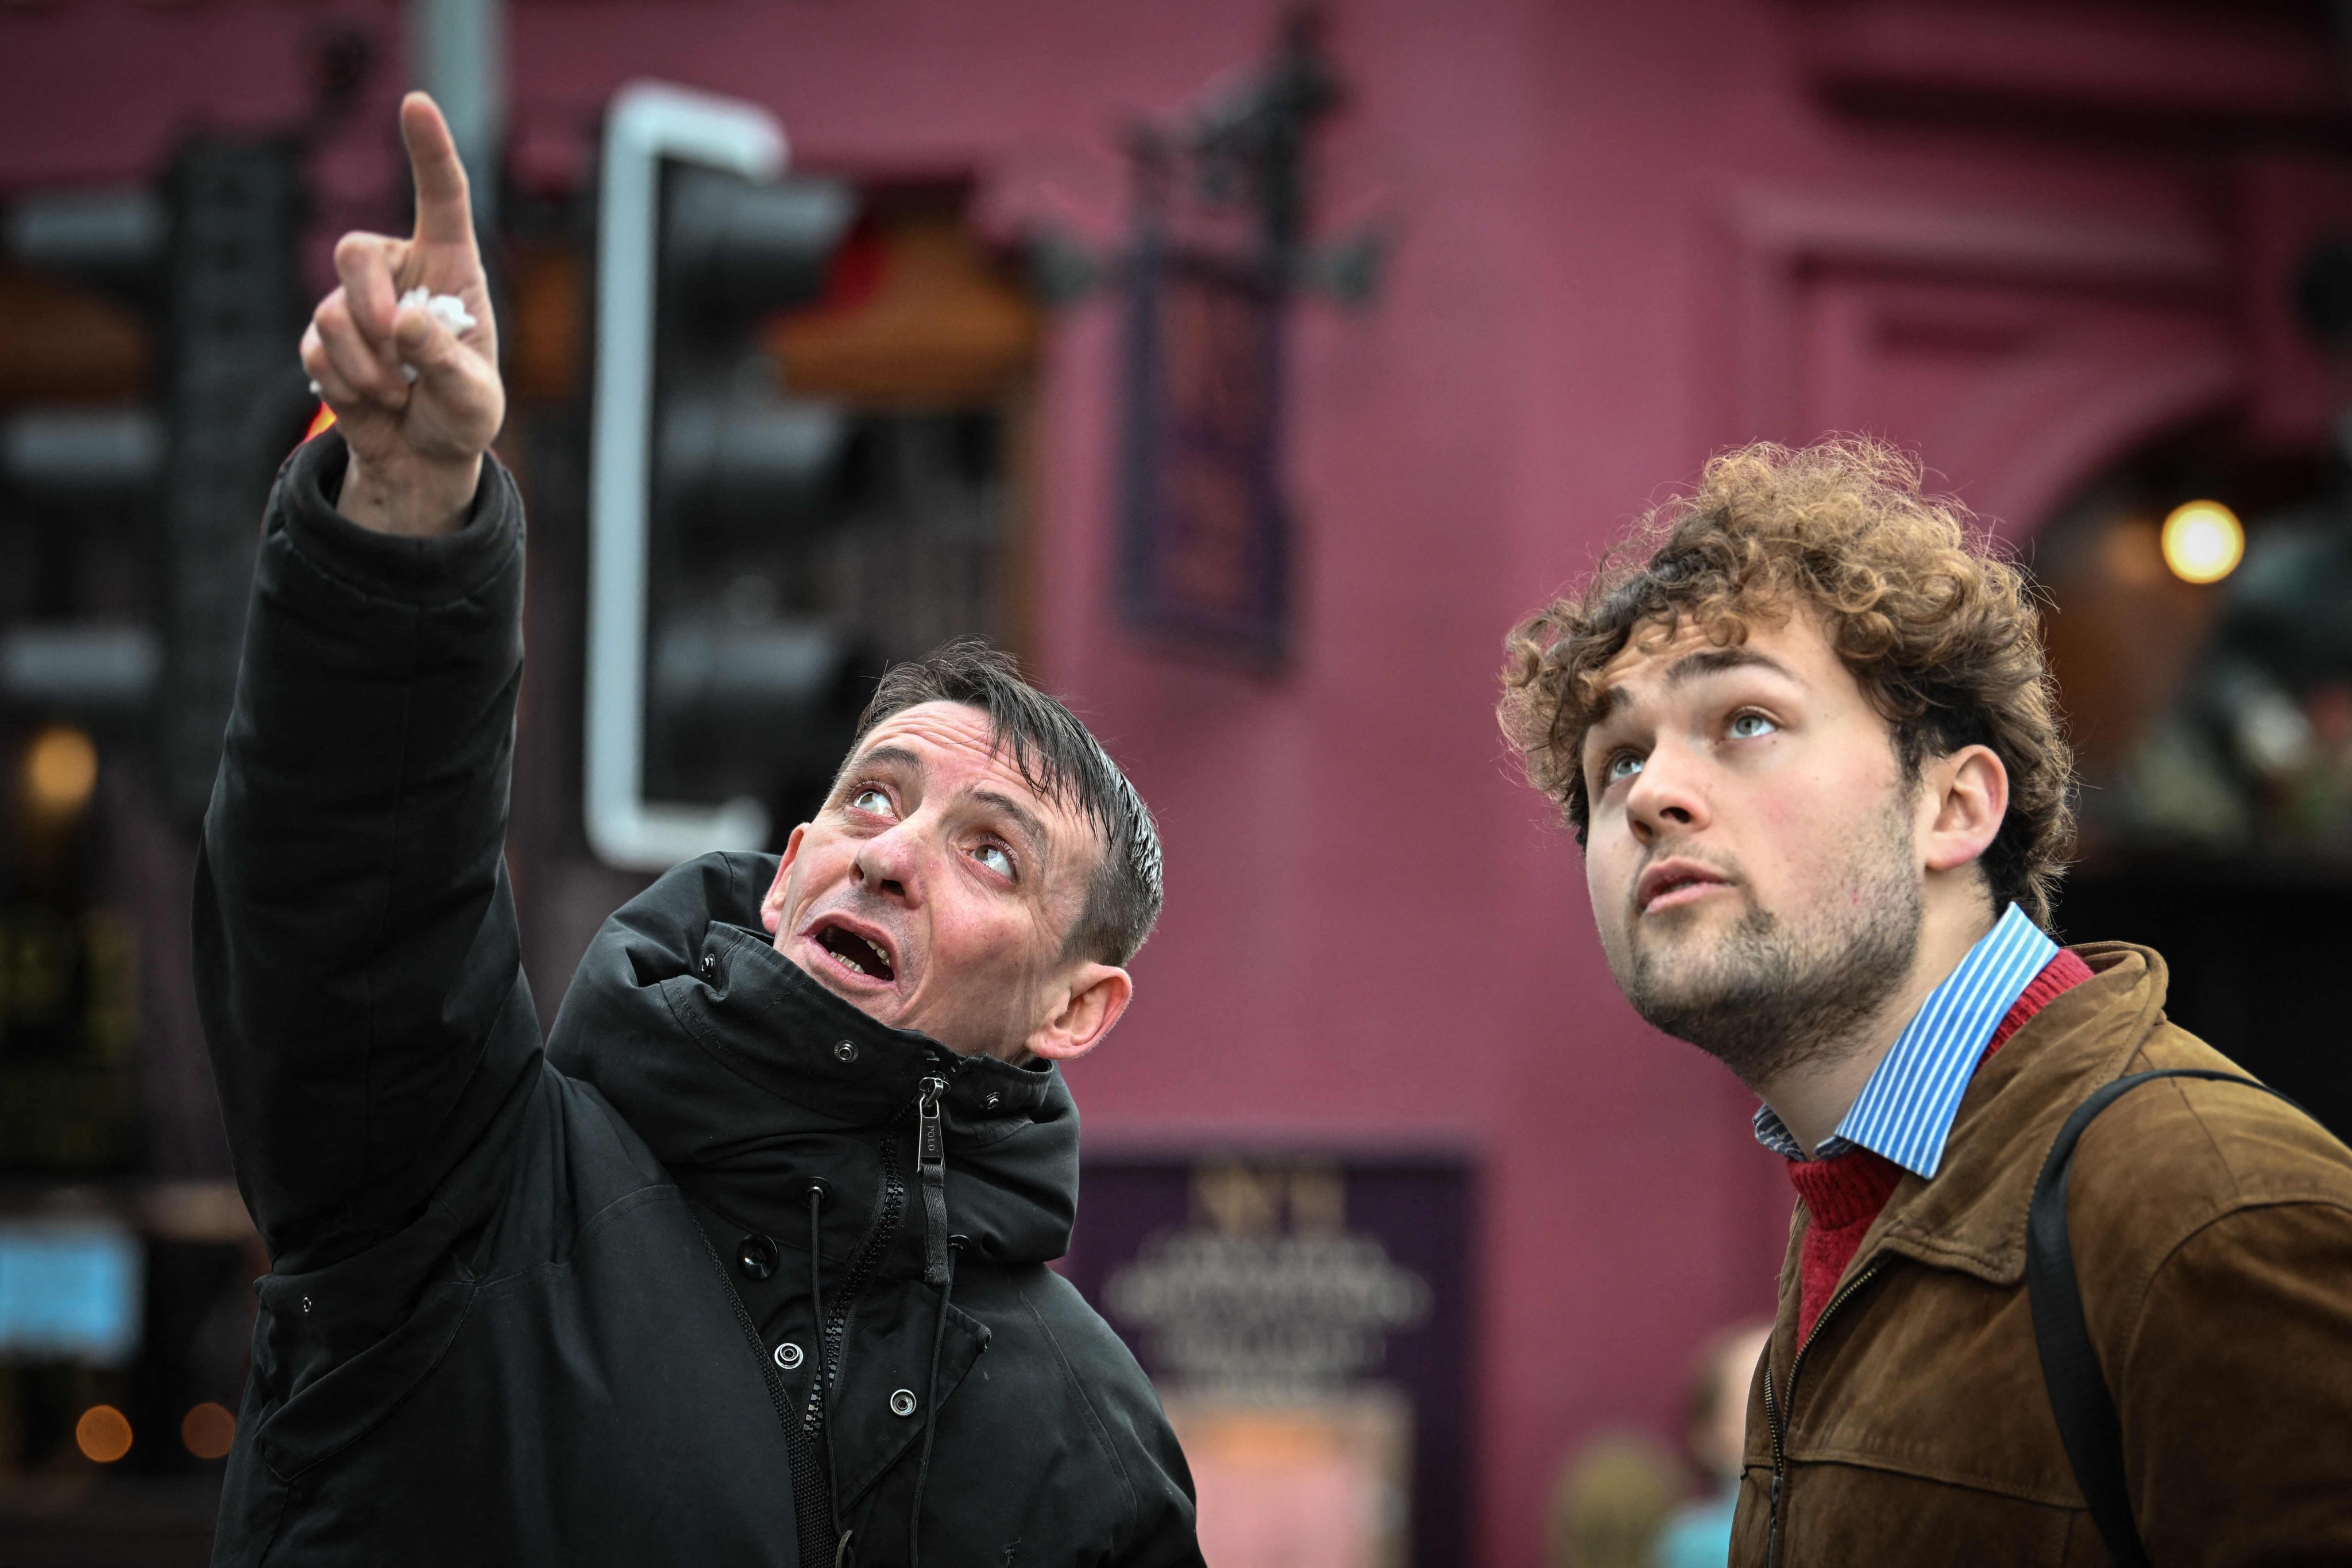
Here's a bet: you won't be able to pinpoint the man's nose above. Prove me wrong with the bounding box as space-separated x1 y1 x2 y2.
1623 740 1709 843
852 822 924 903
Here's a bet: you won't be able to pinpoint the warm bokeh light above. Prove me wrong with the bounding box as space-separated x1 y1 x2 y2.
2160 500 2244 584
181 1401 237 1459
24 724 99 816
75 1404 133 1463
304 401 338 441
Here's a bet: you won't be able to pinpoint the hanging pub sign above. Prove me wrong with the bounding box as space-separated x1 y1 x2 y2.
1118 248 1289 665
1098 12 1376 670
1063 1150 1475 1568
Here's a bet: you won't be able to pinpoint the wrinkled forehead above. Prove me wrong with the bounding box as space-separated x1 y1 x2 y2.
1597 613 1728 690
1596 592 1825 690
851 701 1102 856
1583 601 1836 750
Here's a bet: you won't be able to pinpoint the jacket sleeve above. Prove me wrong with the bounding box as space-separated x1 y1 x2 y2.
2122 1198 2352 1563
194 431 543 1273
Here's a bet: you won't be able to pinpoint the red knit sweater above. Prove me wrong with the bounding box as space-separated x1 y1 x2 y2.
1785 948 2095 1340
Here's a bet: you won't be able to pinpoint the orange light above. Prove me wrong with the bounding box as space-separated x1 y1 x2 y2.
304 401 338 441
2160 500 2243 584
76 1404 133 1463
181 1401 237 1460
24 724 98 817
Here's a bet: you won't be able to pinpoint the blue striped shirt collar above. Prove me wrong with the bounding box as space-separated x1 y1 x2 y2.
1752 902 2058 1179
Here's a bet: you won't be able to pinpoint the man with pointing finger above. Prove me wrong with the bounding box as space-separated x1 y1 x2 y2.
200 94 1202 1567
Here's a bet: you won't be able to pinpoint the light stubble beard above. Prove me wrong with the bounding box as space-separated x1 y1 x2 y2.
1610 800 1923 1091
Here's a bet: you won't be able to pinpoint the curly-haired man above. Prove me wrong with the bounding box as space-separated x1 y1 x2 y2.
1503 439 2352 1565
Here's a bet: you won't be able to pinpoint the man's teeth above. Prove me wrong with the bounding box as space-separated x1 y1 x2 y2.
824 931 890 977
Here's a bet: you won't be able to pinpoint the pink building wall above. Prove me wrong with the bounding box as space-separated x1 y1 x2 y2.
7 1 2346 1561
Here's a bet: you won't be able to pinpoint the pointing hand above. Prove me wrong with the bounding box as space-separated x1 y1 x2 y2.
298 92 504 537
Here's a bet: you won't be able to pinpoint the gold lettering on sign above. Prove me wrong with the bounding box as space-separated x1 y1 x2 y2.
1116 1160 1428 1396
1195 1161 1283 1236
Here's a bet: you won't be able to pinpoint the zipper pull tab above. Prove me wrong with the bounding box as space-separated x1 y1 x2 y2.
918 1075 945 1172
917 1075 951 1287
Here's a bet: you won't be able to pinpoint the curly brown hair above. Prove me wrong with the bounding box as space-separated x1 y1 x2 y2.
1499 437 2075 925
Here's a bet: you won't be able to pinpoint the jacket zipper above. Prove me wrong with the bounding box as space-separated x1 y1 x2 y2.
787 1112 917 1568
1761 1260 1884 1568
804 1133 907 1439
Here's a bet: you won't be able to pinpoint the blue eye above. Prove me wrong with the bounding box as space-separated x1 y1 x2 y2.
1729 712 1778 739
1605 752 1644 783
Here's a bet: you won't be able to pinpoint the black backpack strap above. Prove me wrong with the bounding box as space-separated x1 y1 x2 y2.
2026 1068 2300 1568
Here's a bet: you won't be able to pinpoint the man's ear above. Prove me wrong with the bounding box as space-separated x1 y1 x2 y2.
1024 963 1133 1064
760 826 808 937
1921 744 2008 876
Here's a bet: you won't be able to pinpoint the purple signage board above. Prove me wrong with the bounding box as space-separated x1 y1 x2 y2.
1064 1150 1474 1568
1116 246 1290 667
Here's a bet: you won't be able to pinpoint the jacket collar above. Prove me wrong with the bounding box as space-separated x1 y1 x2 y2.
681 918 1057 1133
547 851 1080 1269
1856 944 2167 1288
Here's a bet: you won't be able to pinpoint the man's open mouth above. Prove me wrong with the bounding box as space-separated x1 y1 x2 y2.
810 919 897 983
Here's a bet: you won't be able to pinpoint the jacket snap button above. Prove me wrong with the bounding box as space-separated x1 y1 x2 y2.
984 1092 1001 1110
300 1295 314 1315
701 953 716 975
738 1233 779 1281
889 1389 918 1418
833 1041 857 1063
773 1341 804 1371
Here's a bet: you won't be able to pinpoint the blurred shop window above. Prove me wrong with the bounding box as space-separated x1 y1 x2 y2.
2038 439 2350 860
1064 1154 1473 1568
1168 1393 1412 1568
2034 420 2352 1137
747 184 1042 831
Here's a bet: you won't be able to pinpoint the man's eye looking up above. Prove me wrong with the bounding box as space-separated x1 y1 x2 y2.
1606 751 1644 784
851 786 893 816
1729 711 1777 739
974 844 1013 878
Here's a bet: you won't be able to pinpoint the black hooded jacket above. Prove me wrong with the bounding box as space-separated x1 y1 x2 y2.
194 434 1202 1566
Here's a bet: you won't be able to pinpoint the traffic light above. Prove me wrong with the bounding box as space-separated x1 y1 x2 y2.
586 83 856 870
0 140 306 1191
2 138 310 823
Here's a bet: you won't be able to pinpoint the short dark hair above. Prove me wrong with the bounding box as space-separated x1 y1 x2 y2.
1500 438 2075 925
851 638 1164 965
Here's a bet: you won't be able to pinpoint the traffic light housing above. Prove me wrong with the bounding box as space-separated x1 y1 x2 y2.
586 83 856 871
2 138 310 823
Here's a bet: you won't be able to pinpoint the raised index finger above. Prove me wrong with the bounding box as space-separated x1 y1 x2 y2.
400 92 476 249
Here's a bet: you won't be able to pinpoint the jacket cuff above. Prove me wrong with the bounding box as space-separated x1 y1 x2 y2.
275 430 521 603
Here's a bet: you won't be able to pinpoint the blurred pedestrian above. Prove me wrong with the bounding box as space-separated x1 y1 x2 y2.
195 92 1199 1567
1544 1431 1680 1568
1499 438 2352 1563
1646 1322 1770 1568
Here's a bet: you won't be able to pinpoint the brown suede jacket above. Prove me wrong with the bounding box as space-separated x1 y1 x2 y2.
1728 943 2352 1566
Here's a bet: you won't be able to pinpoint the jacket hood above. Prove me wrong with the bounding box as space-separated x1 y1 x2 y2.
544 852 1080 1269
